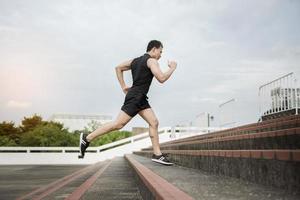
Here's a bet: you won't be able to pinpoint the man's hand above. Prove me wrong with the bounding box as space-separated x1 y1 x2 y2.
168 60 177 70
122 86 131 94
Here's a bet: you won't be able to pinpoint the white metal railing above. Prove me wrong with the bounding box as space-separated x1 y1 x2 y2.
259 72 299 120
0 126 223 165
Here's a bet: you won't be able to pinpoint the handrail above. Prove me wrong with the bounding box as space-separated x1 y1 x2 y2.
259 72 293 89
258 72 299 119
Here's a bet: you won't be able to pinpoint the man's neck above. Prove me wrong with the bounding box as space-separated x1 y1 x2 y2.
146 52 155 58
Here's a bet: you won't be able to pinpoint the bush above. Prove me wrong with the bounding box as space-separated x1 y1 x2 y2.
0 114 134 147
0 136 17 146
91 130 132 146
19 123 77 147
0 121 21 144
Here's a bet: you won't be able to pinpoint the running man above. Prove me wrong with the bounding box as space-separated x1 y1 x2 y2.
79 40 177 165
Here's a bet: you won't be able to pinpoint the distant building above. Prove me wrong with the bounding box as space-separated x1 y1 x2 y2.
193 112 215 127
49 114 112 132
194 112 209 127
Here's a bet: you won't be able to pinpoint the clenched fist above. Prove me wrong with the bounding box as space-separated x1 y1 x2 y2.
122 86 131 94
168 60 177 70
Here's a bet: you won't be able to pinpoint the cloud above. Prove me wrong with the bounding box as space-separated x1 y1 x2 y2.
203 41 227 49
0 0 299 128
191 97 220 104
6 100 32 109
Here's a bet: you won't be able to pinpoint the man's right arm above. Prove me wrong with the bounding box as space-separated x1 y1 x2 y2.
115 59 133 94
147 58 177 83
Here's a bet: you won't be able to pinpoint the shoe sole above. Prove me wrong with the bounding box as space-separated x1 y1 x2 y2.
151 158 174 165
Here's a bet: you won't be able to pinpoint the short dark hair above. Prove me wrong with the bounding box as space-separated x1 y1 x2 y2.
146 40 163 52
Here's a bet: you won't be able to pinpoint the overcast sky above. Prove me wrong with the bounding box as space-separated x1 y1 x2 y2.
0 0 299 130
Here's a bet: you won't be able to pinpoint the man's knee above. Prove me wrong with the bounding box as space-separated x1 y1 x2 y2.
149 118 159 128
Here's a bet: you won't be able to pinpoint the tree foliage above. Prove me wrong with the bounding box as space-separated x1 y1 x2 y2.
91 130 132 147
0 114 133 147
20 123 77 146
0 121 21 144
20 114 44 132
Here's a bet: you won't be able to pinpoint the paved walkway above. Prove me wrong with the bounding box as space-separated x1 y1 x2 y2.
0 165 85 200
81 157 143 200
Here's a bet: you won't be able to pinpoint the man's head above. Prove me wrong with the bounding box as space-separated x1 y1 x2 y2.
146 40 163 60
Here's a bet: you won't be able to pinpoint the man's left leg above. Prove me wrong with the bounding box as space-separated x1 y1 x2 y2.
78 110 133 158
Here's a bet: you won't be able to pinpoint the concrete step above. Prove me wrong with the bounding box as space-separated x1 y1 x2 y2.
125 154 193 200
17 160 109 200
134 149 300 192
142 127 300 151
162 116 300 147
79 157 143 200
128 154 300 200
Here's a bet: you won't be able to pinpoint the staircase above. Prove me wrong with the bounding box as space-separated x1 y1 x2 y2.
14 115 299 200
134 114 300 198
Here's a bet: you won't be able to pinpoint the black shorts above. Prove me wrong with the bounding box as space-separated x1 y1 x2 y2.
121 93 151 117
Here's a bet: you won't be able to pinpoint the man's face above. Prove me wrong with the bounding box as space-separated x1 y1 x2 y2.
154 47 163 60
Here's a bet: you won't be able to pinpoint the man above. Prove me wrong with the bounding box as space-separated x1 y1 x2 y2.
79 40 177 165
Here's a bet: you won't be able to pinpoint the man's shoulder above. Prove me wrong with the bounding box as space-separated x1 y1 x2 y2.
146 57 157 64
132 54 145 62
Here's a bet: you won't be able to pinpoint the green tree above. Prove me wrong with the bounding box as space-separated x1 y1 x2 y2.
20 114 44 132
0 136 17 146
20 123 77 147
91 130 132 146
0 121 22 144
45 120 66 131
1 114 134 147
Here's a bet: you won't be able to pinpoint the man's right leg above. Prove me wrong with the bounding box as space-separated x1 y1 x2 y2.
138 108 173 165
79 110 132 158
138 108 162 156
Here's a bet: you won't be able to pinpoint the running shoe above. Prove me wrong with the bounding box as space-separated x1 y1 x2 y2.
78 133 90 159
151 153 173 165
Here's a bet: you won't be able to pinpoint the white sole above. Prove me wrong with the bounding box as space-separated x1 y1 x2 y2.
151 158 173 165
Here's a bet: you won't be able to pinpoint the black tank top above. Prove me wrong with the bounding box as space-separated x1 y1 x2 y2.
128 53 153 95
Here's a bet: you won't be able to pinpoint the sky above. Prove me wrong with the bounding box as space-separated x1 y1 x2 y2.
0 0 300 131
